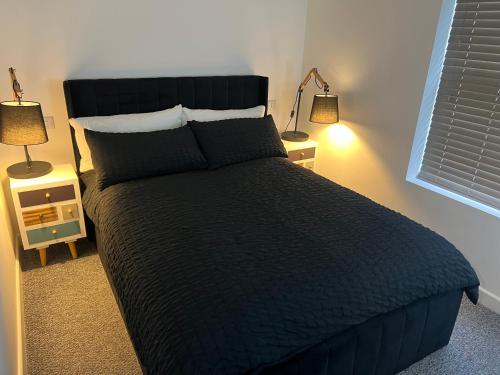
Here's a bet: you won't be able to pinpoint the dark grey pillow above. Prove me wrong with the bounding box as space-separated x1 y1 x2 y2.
85 126 207 190
189 115 287 169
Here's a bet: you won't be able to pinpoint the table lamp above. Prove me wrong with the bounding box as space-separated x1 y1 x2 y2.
0 68 52 179
282 68 339 142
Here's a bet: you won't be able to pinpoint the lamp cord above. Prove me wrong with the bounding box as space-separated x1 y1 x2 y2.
314 76 323 89
284 89 300 132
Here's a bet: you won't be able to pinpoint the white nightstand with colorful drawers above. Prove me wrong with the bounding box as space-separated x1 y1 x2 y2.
283 139 318 171
9 164 86 266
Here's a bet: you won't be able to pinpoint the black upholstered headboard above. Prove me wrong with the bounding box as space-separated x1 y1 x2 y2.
63 75 269 172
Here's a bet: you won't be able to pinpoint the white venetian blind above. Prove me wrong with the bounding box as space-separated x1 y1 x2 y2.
419 0 500 210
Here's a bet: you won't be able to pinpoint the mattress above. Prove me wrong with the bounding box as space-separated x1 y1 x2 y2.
81 157 479 374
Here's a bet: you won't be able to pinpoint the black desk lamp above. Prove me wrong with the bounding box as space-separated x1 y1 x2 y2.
0 68 52 179
282 68 339 142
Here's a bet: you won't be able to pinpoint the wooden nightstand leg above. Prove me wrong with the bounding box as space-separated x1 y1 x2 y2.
68 241 78 259
38 248 47 267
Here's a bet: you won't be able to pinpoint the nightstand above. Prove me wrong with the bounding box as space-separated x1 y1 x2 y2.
9 164 86 266
283 139 318 171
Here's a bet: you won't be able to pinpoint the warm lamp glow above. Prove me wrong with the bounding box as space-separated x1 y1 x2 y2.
326 124 355 148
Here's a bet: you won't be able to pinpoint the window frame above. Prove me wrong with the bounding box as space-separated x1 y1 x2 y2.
406 0 500 219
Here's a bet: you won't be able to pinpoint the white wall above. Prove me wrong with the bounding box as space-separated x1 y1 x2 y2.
0 182 19 375
0 0 308 372
2 1 497 371
0 0 308 171
301 0 500 311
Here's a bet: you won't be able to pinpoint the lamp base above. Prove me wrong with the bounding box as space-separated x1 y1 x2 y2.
281 131 309 142
7 161 53 179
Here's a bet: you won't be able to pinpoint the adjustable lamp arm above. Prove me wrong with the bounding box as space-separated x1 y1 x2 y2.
298 68 330 94
9 67 23 104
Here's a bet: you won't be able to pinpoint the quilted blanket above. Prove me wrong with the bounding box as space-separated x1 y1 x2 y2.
82 157 479 374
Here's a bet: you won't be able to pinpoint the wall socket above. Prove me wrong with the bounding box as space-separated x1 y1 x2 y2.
44 116 55 129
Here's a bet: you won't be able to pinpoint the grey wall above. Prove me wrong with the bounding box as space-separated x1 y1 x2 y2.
301 0 500 312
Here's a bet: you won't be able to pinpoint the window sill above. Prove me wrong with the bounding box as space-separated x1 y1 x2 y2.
406 175 500 220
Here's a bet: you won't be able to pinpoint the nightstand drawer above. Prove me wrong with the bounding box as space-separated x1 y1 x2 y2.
27 221 81 245
22 207 58 227
18 184 75 208
288 147 316 162
61 203 79 221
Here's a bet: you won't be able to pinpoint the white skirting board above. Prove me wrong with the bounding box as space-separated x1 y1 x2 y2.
479 287 500 315
15 236 25 375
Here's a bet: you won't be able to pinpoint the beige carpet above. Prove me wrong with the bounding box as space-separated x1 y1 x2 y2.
21 240 141 375
21 240 500 375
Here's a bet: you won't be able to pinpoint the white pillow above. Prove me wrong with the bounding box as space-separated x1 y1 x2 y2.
69 105 183 172
70 124 94 173
181 105 266 125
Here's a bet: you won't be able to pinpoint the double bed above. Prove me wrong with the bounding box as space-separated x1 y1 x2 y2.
63 75 479 374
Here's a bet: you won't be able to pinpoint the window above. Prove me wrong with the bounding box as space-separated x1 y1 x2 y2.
408 0 500 217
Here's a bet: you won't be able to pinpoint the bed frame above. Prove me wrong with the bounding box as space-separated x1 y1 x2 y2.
64 75 269 173
64 75 269 240
63 75 462 374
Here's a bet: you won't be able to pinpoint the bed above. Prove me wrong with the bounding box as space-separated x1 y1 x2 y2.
63 75 479 375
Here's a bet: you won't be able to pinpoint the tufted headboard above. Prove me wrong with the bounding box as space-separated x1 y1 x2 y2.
63 75 269 172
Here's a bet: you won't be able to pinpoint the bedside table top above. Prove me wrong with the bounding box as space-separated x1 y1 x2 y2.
9 164 76 190
282 139 318 152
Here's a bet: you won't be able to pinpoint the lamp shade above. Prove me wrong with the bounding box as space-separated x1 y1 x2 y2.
309 94 339 124
0 101 48 146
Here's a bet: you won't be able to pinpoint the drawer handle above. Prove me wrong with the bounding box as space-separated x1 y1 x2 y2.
300 152 305 160
51 229 58 236
45 192 51 201
39 213 44 222
67 208 73 215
